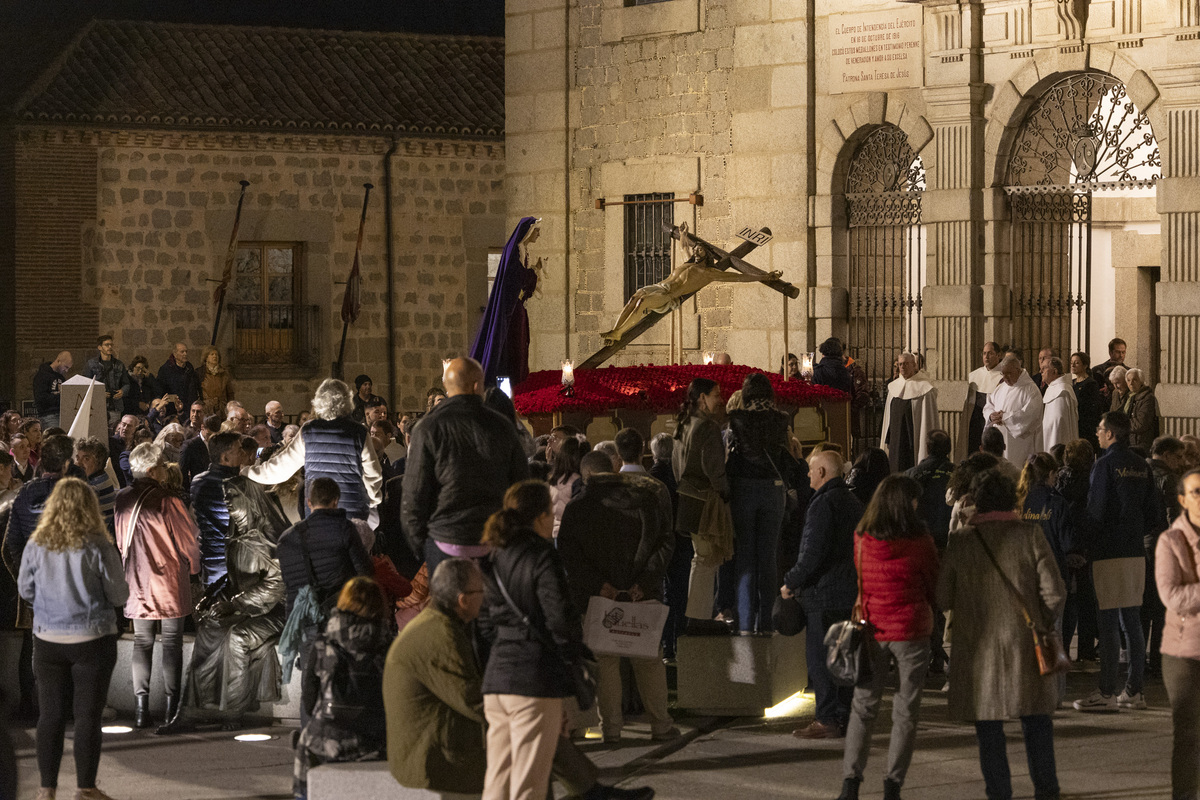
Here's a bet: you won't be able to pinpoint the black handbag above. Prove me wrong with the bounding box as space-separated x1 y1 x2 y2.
772 594 805 637
824 537 874 687
493 571 598 711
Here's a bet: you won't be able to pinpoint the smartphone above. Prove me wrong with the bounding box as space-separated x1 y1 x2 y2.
499 376 513 398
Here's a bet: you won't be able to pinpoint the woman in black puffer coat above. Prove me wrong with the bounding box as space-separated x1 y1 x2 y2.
478 480 584 800
726 372 796 634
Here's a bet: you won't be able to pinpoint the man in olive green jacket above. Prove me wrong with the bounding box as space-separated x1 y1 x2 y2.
384 558 655 800
384 559 487 795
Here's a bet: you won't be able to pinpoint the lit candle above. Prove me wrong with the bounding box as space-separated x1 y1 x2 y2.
561 360 575 387
800 353 814 379
703 352 715 365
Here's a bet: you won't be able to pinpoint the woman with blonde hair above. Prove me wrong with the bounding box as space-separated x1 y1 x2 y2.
17 477 129 800
115 442 201 733
198 346 234 417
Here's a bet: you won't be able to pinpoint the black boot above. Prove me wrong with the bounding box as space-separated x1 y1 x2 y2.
883 778 901 800
835 778 860 800
155 696 189 735
134 695 153 729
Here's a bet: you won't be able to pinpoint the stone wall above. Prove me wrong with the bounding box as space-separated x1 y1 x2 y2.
509 0 811 375
7 128 505 416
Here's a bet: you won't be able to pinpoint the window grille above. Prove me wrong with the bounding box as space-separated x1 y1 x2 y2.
623 193 674 300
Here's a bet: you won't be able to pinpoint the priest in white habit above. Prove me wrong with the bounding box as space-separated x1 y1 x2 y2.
879 351 939 473
983 354 1044 467
957 341 1004 459
1042 355 1079 452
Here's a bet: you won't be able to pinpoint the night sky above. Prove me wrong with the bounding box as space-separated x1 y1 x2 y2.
0 0 505 108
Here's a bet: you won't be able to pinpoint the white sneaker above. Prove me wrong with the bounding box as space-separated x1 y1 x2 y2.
1074 690 1119 712
1117 690 1147 710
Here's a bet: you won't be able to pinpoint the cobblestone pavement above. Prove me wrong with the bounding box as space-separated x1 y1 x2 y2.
11 662 1175 800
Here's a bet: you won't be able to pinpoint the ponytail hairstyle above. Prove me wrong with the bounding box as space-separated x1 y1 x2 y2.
674 378 719 440
482 479 553 549
1016 452 1058 509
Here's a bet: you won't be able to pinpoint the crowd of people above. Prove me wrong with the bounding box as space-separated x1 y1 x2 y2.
4 334 1200 800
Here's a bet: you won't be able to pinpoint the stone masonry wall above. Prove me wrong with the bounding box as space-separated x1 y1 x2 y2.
10 128 504 416
510 0 811 374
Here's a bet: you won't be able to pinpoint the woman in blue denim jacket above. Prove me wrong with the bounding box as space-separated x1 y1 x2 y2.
18 477 129 800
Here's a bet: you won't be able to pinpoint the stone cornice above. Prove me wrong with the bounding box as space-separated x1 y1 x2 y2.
9 124 505 160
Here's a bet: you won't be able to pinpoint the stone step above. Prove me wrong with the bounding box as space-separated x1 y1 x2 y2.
675 633 807 716
307 763 447 800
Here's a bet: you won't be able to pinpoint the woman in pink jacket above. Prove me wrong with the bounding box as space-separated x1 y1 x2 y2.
1157 467 1200 799
114 442 201 733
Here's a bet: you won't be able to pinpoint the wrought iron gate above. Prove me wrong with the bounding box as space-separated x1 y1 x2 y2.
1004 72 1160 356
1007 190 1092 357
844 125 926 453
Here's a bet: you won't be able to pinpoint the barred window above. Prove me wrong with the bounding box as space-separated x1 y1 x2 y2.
623 193 674 300
229 242 318 369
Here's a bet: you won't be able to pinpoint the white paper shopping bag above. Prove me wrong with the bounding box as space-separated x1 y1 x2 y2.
582 596 669 659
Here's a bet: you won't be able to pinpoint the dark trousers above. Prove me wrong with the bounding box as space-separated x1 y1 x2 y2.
1073 564 1099 658
131 617 186 699
299 625 321 728
716 561 735 617
731 479 785 633
974 715 1059 800
34 635 118 790
806 608 853 727
662 533 694 658
1099 606 1145 696
1142 558 1166 672
423 539 450 578
0 683 15 800
1164 654 1200 800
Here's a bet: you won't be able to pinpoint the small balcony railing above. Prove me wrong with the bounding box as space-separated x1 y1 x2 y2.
229 304 321 370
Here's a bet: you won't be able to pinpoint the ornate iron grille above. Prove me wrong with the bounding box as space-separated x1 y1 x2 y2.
623 193 675 301
1005 72 1159 357
1008 191 1092 356
844 125 926 453
1005 73 1161 187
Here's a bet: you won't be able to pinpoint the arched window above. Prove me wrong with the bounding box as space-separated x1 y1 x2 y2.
1004 72 1160 355
844 124 926 450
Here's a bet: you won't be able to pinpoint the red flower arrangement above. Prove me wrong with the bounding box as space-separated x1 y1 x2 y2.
512 364 849 416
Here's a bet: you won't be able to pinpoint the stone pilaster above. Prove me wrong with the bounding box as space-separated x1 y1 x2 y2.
1153 64 1200 435
920 76 986 442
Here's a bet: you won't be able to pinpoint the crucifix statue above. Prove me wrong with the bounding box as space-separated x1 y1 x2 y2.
600 223 785 346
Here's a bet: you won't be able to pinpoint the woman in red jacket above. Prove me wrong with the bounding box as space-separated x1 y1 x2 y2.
837 474 939 800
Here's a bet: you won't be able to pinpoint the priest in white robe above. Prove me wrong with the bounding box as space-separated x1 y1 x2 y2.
1042 356 1079 452
958 341 1004 460
879 352 939 473
983 355 1044 467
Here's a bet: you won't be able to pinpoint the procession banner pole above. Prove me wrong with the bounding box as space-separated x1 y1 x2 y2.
334 183 373 379
210 180 250 346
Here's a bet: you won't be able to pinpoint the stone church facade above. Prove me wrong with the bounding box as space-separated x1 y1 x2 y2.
0 20 506 415
508 0 1200 439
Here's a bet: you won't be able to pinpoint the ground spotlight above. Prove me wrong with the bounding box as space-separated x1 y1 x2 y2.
233 733 274 742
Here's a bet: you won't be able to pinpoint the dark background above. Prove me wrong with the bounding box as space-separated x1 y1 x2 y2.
0 0 506 109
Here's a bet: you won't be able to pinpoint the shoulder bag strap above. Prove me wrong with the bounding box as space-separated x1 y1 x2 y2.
972 528 1037 630
121 486 155 564
493 567 564 658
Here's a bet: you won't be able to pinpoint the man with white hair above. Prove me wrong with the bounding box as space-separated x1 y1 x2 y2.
983 354 1044 467
879 352 939 473
264 400 285 444
1042 356 1079 452
226 405 253 435
248 378 383 520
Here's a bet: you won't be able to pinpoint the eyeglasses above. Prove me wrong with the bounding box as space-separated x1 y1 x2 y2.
463 589 485 595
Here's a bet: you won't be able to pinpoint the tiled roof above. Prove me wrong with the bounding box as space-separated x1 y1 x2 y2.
13 19 504 139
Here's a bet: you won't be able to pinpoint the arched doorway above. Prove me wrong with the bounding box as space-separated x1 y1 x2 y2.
844 123 926 452
1004 72 1160 360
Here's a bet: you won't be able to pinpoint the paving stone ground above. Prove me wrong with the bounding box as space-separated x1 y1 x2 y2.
11 662 1176 800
